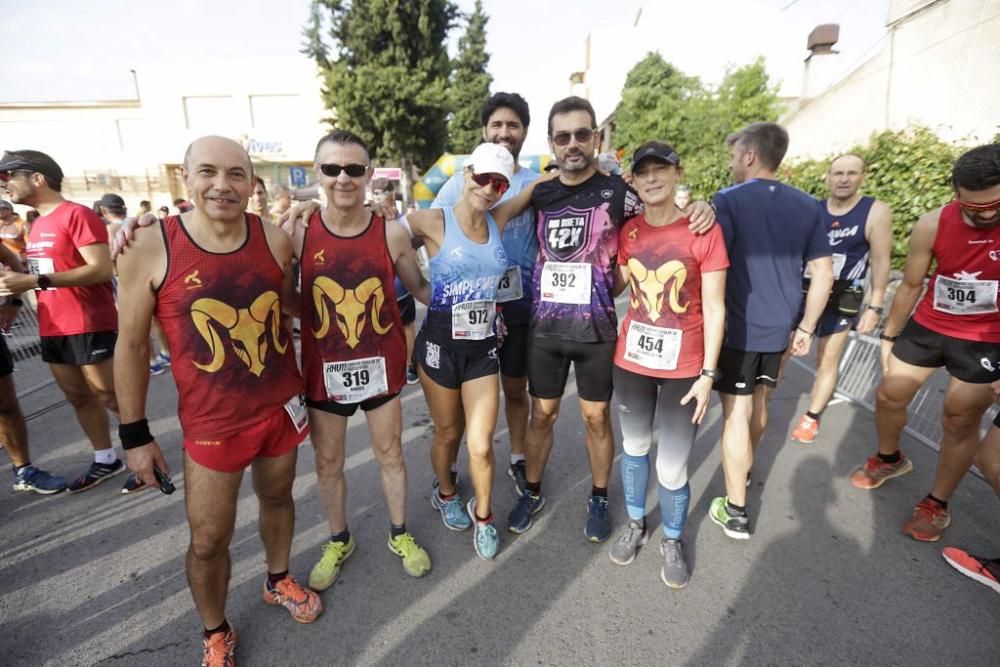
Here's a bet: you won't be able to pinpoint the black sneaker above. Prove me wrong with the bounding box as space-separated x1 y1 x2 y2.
585 495 612 543
506 461 527 496
67 459 125 493
120 473 150 495
709 496 750 540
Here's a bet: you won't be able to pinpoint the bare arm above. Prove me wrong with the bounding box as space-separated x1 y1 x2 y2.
680 268 726 424
387 220 429 305
401 209 446 258
0 244 25 273
491 171 556 231
613 264 629 298
114 225 170 487
857 200 893 334
883 211 936 337
0 242 113 296
791 255 834 356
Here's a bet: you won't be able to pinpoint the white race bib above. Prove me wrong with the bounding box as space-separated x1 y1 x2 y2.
452 300 495 340
540 262 591 305
323 356 389 403
624 321 682 371
496 265 523 303
283 395 309 433
932 276 998 315
804 253 847 280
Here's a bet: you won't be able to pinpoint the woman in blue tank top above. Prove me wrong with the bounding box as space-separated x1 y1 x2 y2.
401 143 551 560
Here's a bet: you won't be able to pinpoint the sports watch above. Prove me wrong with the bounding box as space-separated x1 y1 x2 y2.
36 274 52 290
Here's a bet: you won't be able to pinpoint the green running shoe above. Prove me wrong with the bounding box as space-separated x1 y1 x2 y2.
308 536 355 591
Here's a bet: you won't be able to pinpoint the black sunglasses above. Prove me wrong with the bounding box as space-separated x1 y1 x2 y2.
319 163 368 178
0 169 32 183
551 128 596 147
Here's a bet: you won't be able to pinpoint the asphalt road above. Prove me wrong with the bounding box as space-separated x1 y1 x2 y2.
1 359 999 666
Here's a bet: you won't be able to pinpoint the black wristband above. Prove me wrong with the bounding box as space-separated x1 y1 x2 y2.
796 326 815 338
8 297 23 306
879 333 898 342
119 418 154 450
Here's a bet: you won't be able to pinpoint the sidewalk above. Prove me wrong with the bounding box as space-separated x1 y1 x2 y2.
1 363 998 666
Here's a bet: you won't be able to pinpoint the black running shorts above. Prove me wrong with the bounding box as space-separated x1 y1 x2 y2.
307 391 399 417
414 328 498 389
527 336 615 402
0 336 13 379
892 320 1000 384
714 346 784 396
40 331 117 365
499 323 529 379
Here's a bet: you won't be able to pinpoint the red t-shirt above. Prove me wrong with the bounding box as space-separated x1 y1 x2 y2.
912 201 1000 342
614 215 729 378
25 201 117 337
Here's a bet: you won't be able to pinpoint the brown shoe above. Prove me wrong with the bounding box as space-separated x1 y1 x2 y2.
902 497 951 542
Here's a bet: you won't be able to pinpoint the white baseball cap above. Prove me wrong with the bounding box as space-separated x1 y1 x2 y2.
468 143 514 183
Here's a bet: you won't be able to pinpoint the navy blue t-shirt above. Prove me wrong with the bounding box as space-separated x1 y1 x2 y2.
713 179 830 353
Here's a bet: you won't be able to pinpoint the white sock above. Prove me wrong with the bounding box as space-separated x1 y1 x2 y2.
510 453 525 465
94 448 117 465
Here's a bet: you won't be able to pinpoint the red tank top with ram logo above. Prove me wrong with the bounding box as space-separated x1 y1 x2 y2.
155 214 303 438
301 212 405 404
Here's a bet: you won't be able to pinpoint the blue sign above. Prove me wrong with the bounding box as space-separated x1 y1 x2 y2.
289 166 308 187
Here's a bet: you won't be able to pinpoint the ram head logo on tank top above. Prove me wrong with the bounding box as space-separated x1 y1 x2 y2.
312 276 393 349
190 291 288 377
627 258 689 322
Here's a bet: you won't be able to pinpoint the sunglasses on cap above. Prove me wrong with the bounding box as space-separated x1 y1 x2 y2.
319 163 367 178
470 172 510 197
551 128 596 147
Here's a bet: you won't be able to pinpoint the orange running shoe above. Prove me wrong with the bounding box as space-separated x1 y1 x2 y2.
202 626 237 667
942 547 1000 595
790 414 820 444
902 497 951 542
262 575 323 623
849 453 913 489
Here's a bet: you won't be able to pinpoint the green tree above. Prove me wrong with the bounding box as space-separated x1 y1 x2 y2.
302 0 458 170
447 0 492 153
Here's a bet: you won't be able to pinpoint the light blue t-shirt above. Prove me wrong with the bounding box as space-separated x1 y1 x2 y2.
432 166 540 325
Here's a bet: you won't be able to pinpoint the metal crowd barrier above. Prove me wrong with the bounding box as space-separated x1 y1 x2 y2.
5 300 56 399
790 331 999 457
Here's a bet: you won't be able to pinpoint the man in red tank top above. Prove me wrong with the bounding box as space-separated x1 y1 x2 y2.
113 136 320 665
851 144 1000 543
283 130 433 590
0 149 126 494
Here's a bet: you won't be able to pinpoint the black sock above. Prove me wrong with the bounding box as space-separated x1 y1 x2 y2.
877 451 902 464
726 500 746 516
806 411 822 421
449 469 458 486
591 486 608 498
266 570 287 589
390 523 407 539
526 480 541 495
330 529 350 544
926 494 949 510
204 620 230 638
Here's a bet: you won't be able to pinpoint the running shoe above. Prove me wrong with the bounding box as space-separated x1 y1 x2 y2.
149 360 167 376
850 453 913 489
154 352 172 367
467 497 499 560
942 547 1000 595
507 461 527 496
585 495 611 543
902 497 951 542
67 459 125 493
201 626 237 667
262 575 322 623
406 366 419 385
709 496 750 540
308 537 355 591
608 519 648 566
430 480 471 531
790 414 819 444
660 538 690 589
387 532 431 577
120 473 149 495
12 464 66 494
507 489 545 534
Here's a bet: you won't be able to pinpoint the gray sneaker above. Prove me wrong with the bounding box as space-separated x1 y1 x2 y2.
659 538 690 589
608 519 648 566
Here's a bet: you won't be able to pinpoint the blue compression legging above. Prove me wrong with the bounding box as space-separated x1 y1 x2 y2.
614 366 699 540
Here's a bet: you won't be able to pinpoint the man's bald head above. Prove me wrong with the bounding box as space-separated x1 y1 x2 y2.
828 153 865 174
183 135 254 175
